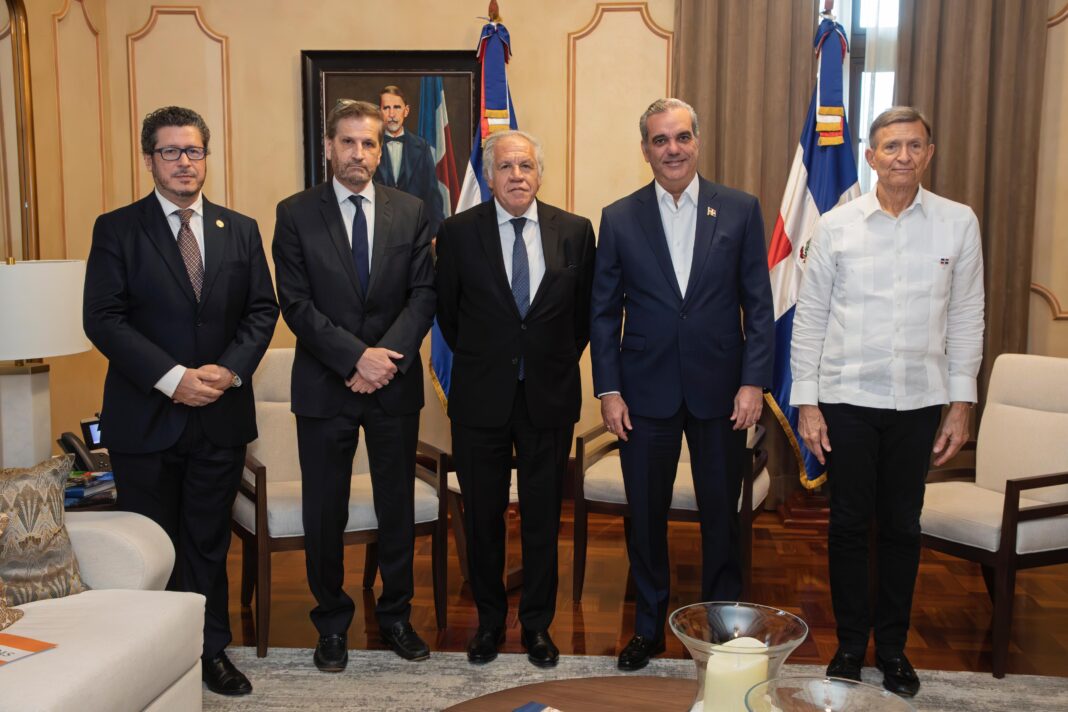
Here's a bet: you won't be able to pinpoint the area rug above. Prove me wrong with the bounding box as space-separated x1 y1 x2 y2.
202 648 1068 711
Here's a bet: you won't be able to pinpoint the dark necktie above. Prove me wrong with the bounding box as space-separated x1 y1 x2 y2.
349 195 369 293
175 208 204 301
510 217 529 379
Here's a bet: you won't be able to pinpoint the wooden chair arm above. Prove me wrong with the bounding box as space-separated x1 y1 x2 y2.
575 422 621 472
998 470 1068 553
241 452 265 499
926 466 977 484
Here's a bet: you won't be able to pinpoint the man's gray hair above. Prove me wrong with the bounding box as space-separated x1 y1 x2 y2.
868 106 933 147
639 98 700 143
481 130 545 183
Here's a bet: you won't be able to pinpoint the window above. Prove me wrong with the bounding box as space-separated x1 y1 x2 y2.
846 0 900 193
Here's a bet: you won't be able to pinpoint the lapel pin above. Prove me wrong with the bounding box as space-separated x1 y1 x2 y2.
707 207 717 217
216 219 225 228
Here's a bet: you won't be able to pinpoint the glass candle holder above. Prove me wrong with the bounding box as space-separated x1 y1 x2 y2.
745 676 918 712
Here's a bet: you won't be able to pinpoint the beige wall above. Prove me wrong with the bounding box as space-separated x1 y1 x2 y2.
1028 1 1068 356
23 0 674 447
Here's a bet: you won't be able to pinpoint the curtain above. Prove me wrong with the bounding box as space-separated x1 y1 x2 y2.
896 0 1048 407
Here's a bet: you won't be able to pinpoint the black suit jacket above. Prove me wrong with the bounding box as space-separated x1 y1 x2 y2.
83 194 279 453
435 199 596 429
374 132 446 236
272 181 435 418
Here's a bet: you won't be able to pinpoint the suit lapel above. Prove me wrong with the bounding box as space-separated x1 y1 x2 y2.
318 183 364 300
636 183 683 302
528 201 559 316
137 194 198 304
367 186 392 296
198 199 226 309
682 178 719 305
476 201 522 320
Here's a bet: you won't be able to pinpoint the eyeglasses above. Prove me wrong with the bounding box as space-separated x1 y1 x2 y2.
152 146 208 161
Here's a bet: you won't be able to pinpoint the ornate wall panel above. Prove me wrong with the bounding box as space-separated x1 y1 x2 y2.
566 3 672 221
0 21 18 258
52 0 105 260
127 6 232 205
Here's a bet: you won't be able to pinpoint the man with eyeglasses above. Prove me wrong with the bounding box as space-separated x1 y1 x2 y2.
84 106 278 696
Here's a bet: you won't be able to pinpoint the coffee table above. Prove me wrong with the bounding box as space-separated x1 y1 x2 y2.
443 675 697 711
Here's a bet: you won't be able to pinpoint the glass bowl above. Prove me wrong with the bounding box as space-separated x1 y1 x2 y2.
745 676 917 711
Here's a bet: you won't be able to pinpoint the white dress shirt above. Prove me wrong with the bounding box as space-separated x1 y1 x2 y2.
790 187 985 410
332 176 377 271
496 198 545 298
654 173 699 296
385 130 404 182
153 190 205 398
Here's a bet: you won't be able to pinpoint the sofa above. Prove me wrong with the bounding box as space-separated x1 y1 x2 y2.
2 511 206 712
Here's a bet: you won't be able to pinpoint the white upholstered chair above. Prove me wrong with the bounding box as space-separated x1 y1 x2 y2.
920 353 1068 678
231 348 446 656
572 424 770 601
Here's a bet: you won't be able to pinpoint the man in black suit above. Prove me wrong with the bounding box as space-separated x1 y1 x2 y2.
590 98 774 670
272 99 436 670
83 106 278 696
375 85 446 237
436 130 596 667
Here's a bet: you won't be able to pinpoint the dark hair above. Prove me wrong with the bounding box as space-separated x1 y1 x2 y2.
326 99 384 143
380 85 407 104
868 106 933 148
140 106 210 154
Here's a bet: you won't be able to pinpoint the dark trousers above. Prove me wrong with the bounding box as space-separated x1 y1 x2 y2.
822 402 942 657
452 382 572 631
110 412 245 660
619 405 747 639
296 396 418 636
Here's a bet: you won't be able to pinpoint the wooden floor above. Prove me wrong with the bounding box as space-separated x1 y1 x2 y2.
226 504 1068 677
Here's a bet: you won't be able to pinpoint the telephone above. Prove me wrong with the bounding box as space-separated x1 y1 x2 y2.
57 420 111 472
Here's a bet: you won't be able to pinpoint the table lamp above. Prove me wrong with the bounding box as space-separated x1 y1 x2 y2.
0 259 92 468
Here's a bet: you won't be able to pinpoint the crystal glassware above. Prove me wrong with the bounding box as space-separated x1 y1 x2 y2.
744 676 918 712
669 602 809 712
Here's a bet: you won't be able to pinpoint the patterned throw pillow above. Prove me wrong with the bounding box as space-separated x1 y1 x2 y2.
0 512 25 630
0 455 88 606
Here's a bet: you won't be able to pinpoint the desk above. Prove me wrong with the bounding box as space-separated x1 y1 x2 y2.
444 675 697 711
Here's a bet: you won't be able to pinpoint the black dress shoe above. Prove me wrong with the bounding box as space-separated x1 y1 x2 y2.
313 633 348 673
617 634 666 671
201 651 252 696
876 652 920 697
381 620 430 661
521 628 559 668
467 626 506 664
826 648 864 682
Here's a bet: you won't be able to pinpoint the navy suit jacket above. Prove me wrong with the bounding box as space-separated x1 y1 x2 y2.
83 194 279 453
374 131 445 237
272 181 435 418
590 176 774 420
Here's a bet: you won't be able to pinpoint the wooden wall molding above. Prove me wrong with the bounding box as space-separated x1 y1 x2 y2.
52 0 106 258
127 5 233 205
566 2 672 212
1031 282 1068 321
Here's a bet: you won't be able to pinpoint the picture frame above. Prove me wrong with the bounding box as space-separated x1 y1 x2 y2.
300 50 480 189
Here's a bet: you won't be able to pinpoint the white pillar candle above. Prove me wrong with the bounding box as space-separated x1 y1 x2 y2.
702 636 769 712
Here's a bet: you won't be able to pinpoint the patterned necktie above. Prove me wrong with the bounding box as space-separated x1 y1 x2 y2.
175 208 204 301
510 217 529 380
349 195 369 293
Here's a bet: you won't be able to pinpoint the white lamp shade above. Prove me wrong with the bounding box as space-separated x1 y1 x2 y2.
0 260 92 360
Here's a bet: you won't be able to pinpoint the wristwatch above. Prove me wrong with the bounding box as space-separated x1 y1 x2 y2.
229 369 242 388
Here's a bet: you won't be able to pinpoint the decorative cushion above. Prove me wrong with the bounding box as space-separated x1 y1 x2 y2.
0 512 24 630
0 455 88 606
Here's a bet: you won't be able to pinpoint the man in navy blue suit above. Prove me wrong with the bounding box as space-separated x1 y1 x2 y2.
590 98 774 671
374 85 446 237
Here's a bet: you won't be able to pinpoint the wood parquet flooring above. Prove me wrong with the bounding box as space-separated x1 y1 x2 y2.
226 505 1068 678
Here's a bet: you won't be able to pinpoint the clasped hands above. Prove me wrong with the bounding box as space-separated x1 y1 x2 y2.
172 364 233 407
345 347 404 394
600 385 763 442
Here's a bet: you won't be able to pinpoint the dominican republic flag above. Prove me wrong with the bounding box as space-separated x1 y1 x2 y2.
766 17 860 489
417 76 461 217
430 20 518 405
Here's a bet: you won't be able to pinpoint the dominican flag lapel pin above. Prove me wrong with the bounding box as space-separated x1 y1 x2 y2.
707 207 717 217
939 257 950 266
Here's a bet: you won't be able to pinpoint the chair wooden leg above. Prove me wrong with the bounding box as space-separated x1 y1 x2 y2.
448 492 470 583
572 496 589 601
363 542 378 589
432 519 447 630
991 563 1017 679
240 534 255 607
255 541 271 657
981 564 997 602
